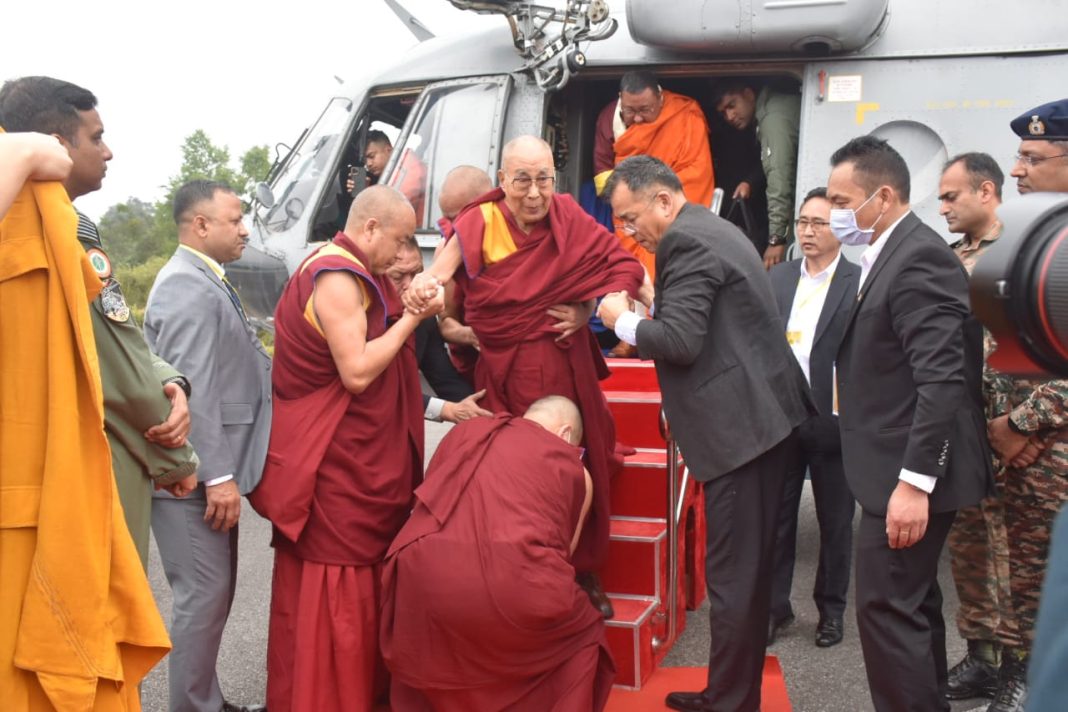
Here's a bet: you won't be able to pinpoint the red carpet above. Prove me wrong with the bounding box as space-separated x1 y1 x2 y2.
606 657 791 712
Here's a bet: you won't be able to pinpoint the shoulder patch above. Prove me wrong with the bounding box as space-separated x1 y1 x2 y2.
86 248 112 279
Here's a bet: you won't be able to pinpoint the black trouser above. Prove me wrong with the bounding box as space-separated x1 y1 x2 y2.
855 508 956 712
769 444 856 623
700 430 797 712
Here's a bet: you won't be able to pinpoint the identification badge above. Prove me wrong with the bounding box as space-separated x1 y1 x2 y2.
100 278 131 322
786 330 802 345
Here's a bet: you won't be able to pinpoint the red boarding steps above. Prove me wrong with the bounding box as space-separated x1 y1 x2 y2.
599 358 707 689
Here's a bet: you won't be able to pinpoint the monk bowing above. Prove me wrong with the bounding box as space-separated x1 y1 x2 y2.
593 71 715 280
405 136 645 618
382 396 615 712
249 186 442 712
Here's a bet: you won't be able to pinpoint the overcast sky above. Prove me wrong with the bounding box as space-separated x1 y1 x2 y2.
1 0 499 220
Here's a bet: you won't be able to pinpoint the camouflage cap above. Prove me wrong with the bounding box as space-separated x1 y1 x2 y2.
1011 98 1068 141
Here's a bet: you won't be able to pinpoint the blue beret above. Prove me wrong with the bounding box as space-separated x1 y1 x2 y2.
1011 98 1068 140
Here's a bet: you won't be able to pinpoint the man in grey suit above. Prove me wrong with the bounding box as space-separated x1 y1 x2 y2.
144 180 272 712
599 156 813 712
767 187 860 649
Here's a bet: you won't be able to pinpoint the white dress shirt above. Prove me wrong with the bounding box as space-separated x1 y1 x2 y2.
854 212 938 494
786 252 841 384
857 211 909 291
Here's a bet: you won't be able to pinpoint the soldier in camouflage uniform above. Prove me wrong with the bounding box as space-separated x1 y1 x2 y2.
938 153 1021 704
0 76 199 568
978 99 1068 712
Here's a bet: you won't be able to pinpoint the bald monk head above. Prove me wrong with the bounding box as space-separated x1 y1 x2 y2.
439 165 493 220
524 395 584 447
344 184 417 274
498 135 557 232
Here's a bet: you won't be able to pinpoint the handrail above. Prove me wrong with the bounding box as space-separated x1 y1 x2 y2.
654 407 680 650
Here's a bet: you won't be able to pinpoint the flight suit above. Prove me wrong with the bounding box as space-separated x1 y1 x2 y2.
77 211 198 568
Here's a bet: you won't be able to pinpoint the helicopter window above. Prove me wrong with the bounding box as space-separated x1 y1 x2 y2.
307 91 421 243
260 96 352 234
384 81 505 232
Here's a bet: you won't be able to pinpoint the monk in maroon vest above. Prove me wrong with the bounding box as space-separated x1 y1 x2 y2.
405 136 644 617
381 396 615 711
249 186 442 712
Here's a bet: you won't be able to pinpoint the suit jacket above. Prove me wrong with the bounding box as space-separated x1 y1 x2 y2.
770 255 860 451
636 203 814 481
415 318 473 408
836 212 992 515
144 248 272 496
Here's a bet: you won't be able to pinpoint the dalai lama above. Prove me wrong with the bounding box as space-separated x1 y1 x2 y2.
403 135 645 617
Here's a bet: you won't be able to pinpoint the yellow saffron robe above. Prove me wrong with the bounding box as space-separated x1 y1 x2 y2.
0 173 170 710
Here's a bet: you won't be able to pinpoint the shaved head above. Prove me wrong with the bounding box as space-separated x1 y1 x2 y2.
439 165 493 219
501 135 553 170
524 395 583 446
344 184 416 273
345 184 413 231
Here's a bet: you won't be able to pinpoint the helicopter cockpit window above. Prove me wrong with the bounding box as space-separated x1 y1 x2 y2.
384 81 506 232
259 96 352 234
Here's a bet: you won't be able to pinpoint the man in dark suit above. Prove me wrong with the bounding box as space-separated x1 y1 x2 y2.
767 187 860 649
828 136 993 712
599 156 814 712
144 180 273 712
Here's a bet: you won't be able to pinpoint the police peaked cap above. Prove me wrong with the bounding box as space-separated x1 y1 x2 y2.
1011 98 1068 141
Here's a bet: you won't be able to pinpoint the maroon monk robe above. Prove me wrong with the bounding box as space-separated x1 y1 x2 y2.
381 414 615 712
250 232 423 712
450 189 643 571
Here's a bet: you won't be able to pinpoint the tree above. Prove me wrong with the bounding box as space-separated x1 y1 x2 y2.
97 197 166 267
238 145 271 196
152 131 270 250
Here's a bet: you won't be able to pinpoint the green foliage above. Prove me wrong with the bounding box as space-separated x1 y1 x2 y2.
97 197 166 267
97 130 270 314
115 255 169 315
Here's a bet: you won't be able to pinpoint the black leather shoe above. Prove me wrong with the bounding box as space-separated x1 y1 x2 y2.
576 571 614 619
665 690 712 711
945 642 999 700
987 652 1028 712
767 612 795 645
222 703 266 712
815 617 843 648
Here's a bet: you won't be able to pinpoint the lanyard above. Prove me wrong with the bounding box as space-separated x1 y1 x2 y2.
794 269 835 313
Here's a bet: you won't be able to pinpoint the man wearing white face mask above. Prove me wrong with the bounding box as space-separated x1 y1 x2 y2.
828 136 993 712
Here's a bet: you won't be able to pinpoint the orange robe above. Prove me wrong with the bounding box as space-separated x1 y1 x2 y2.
596 90 715 279
0 175 170 709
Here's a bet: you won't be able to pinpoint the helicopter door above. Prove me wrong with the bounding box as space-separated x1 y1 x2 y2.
380 76 511 246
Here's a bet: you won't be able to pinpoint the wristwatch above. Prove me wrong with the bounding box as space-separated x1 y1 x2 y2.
163 375 192 399
767 234 787 247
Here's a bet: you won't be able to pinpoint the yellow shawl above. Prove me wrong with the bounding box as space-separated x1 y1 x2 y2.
0 171 170 710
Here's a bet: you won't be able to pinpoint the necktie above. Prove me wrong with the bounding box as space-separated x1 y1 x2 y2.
222 276 248 323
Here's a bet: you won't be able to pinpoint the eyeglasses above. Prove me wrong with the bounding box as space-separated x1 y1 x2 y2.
619 104 661 121
620 195 659 235
1014 152 1068 167
794 218 831 231
507 174 556 191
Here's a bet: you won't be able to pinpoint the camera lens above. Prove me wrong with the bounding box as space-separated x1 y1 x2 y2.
971 194 1068 376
